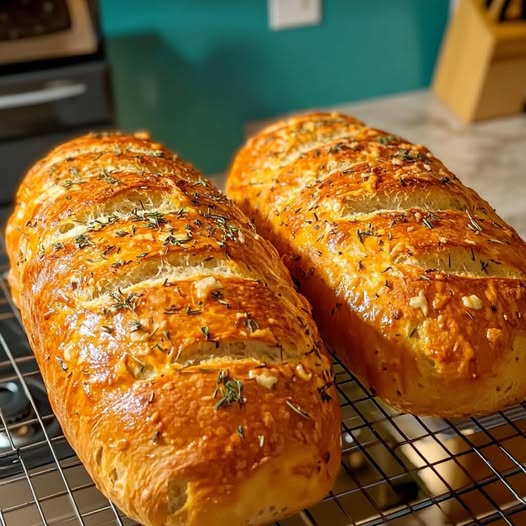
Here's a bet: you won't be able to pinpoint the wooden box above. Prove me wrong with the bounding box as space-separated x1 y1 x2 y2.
433 0 526 122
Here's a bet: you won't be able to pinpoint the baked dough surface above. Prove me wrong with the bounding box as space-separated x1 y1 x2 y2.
5 132 341 526
227 112 526 417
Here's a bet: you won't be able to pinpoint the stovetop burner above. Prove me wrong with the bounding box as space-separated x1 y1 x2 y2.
0 378 54 450
0 379 31 424
0 374 71 478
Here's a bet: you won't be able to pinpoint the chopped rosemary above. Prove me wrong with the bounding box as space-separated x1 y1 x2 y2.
394 148 423 162
285 399 312 420
210 289 223 301
213 370 245 409
245 318 259 333
163 233 192 246
110 260 131 269
131 209 167 229
75 233 92 249
466 208 482 232
98 170 120 185
357 225 376 244
61 179 82 188
201 326 210 340
195 176 209 187
129 319 144 332
126 353 145 371
236 425 245 440
328 142 346 154
377 135 394 145
318 382 333 402
61 167 85 187
211 289 230 307
143 211 166 229
110 288 140 312
55 356 68 372
422 217 434 229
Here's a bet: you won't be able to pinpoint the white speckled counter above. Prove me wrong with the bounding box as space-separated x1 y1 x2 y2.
330 90 526 237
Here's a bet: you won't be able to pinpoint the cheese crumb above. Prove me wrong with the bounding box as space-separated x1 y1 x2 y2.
486 327 502 344
249 370 278 390
295 364 312 381
409 292 428 316
193 276 221 300
63 344 73 362
462 294 483 310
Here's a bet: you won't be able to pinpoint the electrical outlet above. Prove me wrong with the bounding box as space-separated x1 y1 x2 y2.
268 0 322 31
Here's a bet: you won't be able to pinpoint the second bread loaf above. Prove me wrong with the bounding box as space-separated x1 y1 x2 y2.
227 112 526 418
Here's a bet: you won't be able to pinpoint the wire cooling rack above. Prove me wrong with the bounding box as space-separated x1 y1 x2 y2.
0 236 525 525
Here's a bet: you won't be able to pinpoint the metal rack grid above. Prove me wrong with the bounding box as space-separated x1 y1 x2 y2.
0 242 525 525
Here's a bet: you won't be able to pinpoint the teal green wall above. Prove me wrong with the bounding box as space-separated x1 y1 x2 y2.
99 1 449 174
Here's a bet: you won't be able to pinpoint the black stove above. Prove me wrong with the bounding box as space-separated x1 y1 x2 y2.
0 0 114 205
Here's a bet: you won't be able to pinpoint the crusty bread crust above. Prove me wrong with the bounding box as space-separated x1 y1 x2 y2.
5 132 341 526
227 112 526 418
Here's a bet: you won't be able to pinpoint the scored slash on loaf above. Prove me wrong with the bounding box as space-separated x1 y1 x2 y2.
5 132 341 526
226 112 526 418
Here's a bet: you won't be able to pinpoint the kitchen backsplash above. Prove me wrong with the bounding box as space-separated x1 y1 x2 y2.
99 0 449 174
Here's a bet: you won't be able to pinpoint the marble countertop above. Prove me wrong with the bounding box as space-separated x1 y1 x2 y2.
330 90 526 237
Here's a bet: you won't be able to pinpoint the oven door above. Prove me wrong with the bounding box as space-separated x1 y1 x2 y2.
0 60 113 205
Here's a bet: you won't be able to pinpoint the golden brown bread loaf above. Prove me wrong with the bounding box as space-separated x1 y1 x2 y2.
226 111 526 418
5 132 341 526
